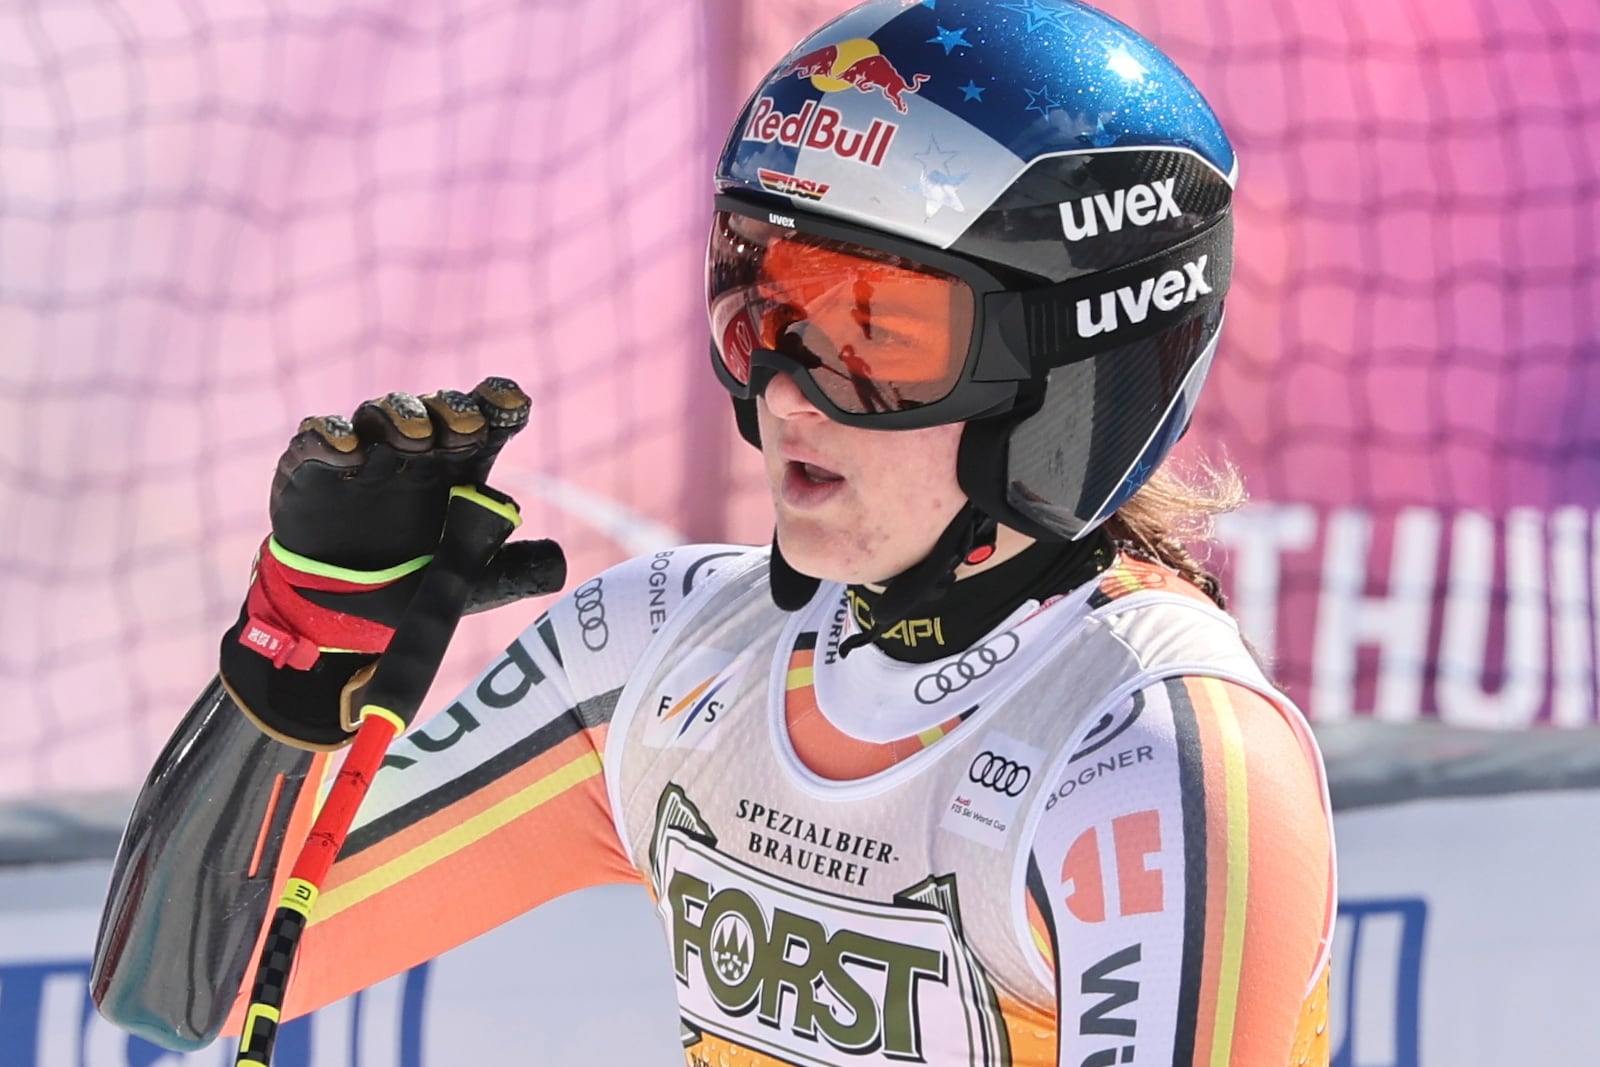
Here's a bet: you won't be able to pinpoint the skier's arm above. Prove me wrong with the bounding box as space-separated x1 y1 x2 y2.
229 542 747 1031
1028 677 1335 1067
91 677 328 1050
91 382 560 1050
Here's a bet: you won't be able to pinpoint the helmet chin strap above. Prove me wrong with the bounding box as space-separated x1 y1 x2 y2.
768 504 999 657
768 530 823 611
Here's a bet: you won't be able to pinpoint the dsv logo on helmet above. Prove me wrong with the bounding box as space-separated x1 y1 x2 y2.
913 631 1019 704
572 577 608 651
968 751 1031 797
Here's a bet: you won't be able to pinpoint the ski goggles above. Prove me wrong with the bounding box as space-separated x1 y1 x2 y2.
706 192 1235 430
707 194 1026 428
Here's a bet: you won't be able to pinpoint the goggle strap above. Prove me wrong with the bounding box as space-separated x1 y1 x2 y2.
1016 214 1234 370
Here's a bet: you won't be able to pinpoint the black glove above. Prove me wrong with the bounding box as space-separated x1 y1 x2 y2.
218 377 565 749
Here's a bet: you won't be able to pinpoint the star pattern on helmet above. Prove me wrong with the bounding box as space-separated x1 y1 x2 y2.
959 79 986 102
914 137 960 174
998 0 1076 33
1024 84 1062 118
926 25 972 55
912 136 968 219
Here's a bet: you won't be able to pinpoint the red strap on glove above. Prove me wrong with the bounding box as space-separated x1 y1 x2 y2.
236 539 402 669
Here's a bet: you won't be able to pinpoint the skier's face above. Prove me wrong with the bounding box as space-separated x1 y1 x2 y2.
756 370 966 586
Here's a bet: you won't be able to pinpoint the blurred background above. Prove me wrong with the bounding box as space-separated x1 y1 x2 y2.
0 0 1596 1064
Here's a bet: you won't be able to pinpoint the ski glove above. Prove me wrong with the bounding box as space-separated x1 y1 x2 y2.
218 378 565 749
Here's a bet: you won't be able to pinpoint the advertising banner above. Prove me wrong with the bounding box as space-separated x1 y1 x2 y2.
8 781 1599 1067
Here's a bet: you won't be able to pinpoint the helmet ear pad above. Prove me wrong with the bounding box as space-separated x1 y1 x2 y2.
957 305 1225 543
956 401 1046 541
957 389 1121 545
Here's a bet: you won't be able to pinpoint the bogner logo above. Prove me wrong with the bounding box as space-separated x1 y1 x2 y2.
1059 178 1181 242
651 787 1011 1065
1075 255 1212 339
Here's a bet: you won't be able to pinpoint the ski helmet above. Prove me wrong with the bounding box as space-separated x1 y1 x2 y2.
708 0 1235 543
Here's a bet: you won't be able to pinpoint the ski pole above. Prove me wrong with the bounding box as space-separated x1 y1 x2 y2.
234 485 523 1067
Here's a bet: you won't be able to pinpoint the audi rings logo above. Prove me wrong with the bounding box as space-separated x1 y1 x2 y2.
969 751 1032 796
573 577 609 651
913 631 1019 704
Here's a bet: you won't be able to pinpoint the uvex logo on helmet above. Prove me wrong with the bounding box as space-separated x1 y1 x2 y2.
1076 256 1213 339
1059 178 1183 242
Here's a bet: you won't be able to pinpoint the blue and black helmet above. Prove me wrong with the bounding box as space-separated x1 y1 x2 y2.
709 0 1236 543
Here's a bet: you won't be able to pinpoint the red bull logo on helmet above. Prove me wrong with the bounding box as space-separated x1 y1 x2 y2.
779 38 930 114
743 98 898 168
742 38 927 170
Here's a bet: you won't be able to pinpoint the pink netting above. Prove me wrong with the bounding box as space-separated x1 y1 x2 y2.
2 0 1596 797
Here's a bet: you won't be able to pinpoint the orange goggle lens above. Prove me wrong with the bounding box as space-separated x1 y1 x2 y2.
707 210 976 415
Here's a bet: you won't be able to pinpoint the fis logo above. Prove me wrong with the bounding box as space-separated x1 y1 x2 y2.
645 647 746 751
1075 255 1213 339
1059 178 1183 242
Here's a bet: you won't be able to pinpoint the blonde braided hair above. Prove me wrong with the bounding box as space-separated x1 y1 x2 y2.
1102 456 1246 610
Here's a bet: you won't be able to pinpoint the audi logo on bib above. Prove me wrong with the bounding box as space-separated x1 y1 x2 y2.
969 751 1031 796
573 577 609 651
913 631 1019 704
